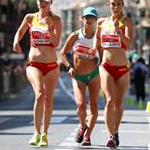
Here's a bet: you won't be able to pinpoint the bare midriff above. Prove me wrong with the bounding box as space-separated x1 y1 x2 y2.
28 46 57 63
102 48 128 66
73 53 97 74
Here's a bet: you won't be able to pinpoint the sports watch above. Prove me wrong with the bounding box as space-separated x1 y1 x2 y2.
116 30 122 36
67 64 73 71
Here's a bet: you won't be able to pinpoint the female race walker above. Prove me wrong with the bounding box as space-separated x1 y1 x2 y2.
92 0 133 148
60 7 101 146
13 0 61 147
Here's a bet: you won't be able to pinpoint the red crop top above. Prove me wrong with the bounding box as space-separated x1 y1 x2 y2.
100 16 127 50
29 13 54 47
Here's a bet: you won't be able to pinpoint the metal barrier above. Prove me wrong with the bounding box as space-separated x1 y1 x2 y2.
0 72 26 99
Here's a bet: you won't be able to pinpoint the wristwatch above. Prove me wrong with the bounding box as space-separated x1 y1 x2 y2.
67 64 73 71
116 30 122 36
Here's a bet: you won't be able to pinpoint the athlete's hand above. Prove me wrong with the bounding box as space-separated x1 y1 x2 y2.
88 48 96 55
44 17 53 26
114 19 119 31
13 42 22 53
68 68 75 78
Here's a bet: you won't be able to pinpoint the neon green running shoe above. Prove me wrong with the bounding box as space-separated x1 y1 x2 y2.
39 134 48 147
29 133 40 146
138 100 143 109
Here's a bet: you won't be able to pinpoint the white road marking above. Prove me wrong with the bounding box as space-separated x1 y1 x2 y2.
54 131 78 150
59 141 78 147
147 117 150 130
54 115 150 150
54 88 61 94
147 117 150 150
70 132 76 136
54 149 74 150
59 77 74 100
0 117 12 124
29 116 67 125
97 116 104 121
101 129 150 133
51 116 67 123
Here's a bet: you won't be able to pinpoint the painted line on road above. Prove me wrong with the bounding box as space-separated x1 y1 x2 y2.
54 88 61 95
54 149 74 150
53 127 78 150
51 116 67 123
29 116 67 125
0 117 12 124
59 77 74 100
101 129 150 133
147 117 150 150
53 116 150 150
147 117 150 130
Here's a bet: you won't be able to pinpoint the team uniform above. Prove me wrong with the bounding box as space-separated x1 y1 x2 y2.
27 13 58 75
100 16 130 81
72 29 99 84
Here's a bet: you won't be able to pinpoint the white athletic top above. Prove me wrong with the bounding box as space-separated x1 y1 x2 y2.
72 29 95 60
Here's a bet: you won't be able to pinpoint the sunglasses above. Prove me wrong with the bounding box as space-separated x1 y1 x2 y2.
38 0 50 2
84 15 97 19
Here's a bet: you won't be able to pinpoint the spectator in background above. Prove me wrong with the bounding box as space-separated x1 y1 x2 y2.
0 41 4 55
132 57 149 103
142 39 150 67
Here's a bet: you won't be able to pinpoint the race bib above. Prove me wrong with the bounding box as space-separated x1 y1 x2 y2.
73 44 95 60
31 39 51 44
31 27 51 44
101 34 121 48
101 28 121 48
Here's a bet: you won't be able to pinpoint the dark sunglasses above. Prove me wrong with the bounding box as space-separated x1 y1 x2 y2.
84 15 97 19
38 0 49 2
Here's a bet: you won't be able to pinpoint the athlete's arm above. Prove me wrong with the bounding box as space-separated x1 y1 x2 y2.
13 14 32 53
48 15 61 47
115 18 133 48
93 18 105 50
97 45 103 64
60 32 78 68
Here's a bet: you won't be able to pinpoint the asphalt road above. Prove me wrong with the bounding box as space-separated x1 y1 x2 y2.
0 71 150 150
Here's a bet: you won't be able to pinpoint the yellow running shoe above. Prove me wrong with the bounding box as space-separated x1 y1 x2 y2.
29 133 40 146
39 134 48 147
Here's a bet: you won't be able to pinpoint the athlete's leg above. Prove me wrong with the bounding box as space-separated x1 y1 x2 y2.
26 66 45 134
99 66 115 136
73 79 88 143
72 79 87 128
42 66 60 134
86 75 100 137
114 72 130 132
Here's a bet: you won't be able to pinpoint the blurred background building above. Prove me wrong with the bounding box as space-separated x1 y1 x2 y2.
0 0 150 55
0 0 150 97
